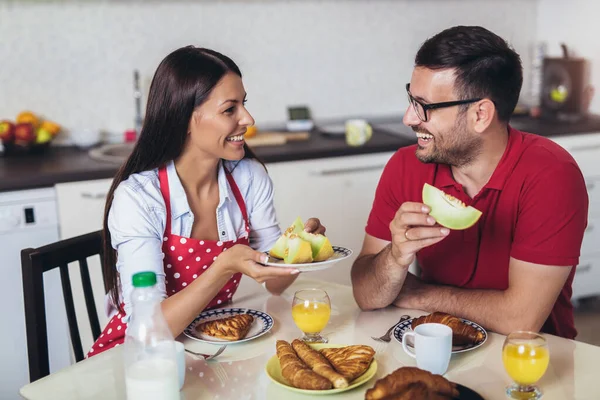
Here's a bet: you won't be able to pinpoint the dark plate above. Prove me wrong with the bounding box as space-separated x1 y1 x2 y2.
456 383 485 400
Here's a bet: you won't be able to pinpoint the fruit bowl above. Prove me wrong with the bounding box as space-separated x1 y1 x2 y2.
0 112 61 157
2 141 51 156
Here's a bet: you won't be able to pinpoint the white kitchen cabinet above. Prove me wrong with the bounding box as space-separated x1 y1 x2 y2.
267 152 395 286
55 178 112 353
550 132 600 301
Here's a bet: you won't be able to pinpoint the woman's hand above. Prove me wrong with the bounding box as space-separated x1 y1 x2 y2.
304 218 326 235
214 244 299 283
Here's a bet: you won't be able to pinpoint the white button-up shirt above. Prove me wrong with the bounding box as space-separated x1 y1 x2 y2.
106 158 281 320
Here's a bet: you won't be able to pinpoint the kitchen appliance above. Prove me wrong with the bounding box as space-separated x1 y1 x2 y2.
540 44 590 121
0 188 71 399
286 106 314 132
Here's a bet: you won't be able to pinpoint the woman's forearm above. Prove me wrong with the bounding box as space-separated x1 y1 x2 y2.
160 264 231 337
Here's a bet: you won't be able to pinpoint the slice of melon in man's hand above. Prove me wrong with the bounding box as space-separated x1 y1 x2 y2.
422 183 482 230
269 217 304 259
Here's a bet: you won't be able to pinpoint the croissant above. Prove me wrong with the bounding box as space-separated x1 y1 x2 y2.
374 381 450 400
365 367 459 400
276 340 332 390
195 314 254 341
411 312 484 346
291 339 349 389
320 345 375 381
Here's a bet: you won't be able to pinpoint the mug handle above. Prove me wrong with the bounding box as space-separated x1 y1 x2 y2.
401 331 417 359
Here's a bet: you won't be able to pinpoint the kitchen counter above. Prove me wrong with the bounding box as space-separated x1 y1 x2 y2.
0 128 414 193
3 114 600 193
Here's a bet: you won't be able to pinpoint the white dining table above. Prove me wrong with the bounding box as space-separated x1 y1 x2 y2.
19 276 600 400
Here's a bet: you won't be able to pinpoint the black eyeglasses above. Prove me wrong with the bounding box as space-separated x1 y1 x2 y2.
406 83 482 122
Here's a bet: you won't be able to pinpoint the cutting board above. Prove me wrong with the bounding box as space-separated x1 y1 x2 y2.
245 131 310 147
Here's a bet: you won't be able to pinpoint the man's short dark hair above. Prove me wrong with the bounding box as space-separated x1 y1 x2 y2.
415 25 523 122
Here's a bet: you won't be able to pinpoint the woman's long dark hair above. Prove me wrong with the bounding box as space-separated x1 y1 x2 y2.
102 46 260 310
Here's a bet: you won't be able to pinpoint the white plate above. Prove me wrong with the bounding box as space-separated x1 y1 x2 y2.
393 317 487 354
264 246 353 272
183 308 274 345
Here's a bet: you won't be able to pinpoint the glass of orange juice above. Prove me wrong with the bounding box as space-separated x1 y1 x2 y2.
502 331 549 399
291 289 331 343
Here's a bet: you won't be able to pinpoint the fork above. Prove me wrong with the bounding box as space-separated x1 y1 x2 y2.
185 344 227 360
371 315 411 342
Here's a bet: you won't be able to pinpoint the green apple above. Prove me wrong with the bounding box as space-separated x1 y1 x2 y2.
36 128 53 144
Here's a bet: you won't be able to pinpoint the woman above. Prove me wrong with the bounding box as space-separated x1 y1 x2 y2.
89 46 325 356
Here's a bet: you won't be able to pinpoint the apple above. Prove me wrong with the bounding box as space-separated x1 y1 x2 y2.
14 123 36 145
36 128 53 144
0 120 15 143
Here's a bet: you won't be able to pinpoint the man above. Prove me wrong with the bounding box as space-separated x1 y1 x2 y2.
351 25 588 339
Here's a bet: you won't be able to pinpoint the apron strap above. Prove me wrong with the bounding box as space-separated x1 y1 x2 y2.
158 166 172 237
224 165 250 232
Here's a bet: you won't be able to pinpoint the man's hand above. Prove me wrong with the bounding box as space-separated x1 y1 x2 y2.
389 202 449 268
304 218 326 235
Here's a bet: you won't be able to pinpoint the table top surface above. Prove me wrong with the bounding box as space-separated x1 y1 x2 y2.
19 277 600 400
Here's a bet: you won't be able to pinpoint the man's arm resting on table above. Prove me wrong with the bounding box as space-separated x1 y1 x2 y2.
394 257 572 335
351 234 409 311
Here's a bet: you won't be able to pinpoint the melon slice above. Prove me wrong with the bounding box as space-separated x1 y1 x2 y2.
269 217 305 259
422 183 482 230
299 231 334 262
284 234 313 264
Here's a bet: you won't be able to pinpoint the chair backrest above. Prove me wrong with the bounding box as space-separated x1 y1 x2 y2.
21 230 105 382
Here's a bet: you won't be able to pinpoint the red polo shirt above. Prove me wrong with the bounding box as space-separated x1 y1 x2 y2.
366 127 588 339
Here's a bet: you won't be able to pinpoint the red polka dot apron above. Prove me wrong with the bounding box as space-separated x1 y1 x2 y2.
88 164 250 357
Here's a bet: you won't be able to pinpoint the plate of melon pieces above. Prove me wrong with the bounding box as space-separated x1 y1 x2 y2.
265 217 353 271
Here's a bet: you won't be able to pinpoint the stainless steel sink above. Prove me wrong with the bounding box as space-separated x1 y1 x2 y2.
88 143 135 164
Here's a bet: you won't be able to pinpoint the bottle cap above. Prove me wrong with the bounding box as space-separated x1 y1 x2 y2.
132 271 157 288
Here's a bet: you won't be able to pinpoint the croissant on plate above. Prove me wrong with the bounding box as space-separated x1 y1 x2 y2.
276 340 332 390
364 367 459 400
195 314 254 341
319 345 375 381
411 312 484 346
291 339 349 388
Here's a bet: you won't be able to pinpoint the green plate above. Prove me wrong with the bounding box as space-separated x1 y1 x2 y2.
265 343 378 395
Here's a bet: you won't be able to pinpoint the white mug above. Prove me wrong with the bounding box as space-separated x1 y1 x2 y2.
402 323 452 375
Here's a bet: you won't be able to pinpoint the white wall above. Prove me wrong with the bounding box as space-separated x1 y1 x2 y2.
536 0 600 114
0 0 537 141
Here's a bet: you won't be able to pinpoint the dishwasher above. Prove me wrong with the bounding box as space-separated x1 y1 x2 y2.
0 187 72 399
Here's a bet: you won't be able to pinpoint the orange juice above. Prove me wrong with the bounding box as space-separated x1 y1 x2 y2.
502 343 549 385
291 301 331 333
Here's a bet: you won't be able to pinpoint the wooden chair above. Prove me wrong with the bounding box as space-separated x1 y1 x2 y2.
21 230 105 382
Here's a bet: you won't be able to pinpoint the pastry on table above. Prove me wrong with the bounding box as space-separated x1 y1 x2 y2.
365 366 459 400
291 339 349 388
319 344 375 381
195 314 254 341
411 312 484 346
276 340 332 390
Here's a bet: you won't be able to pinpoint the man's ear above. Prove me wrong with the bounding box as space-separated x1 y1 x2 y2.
471 99 495 133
